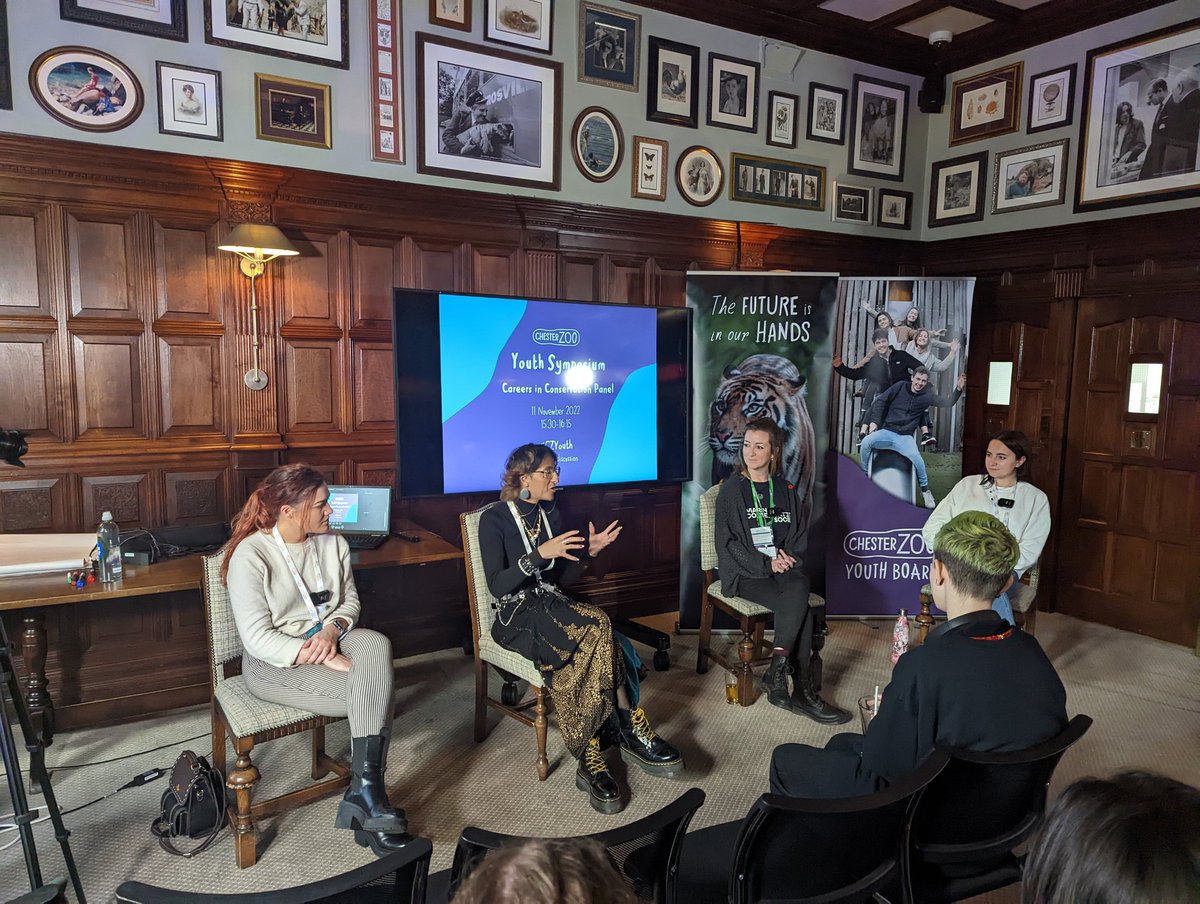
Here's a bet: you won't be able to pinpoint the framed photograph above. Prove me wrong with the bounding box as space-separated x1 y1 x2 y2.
417 33 562 191
205 0 349 69
429 0 471 31
578 3 639 92
646 36 699 128
949 62 1023 146
992 139 1069 214
29 46 143 132
156 62 222 141
572 106 622 182
371 0 404 164
676 145 722 207
706 52 759 133
485 0 552 54
848 75 908 181
807 82 846 145
876 188 913 230
0 0 11 111
1075 19 1200 212
832 183 871 224
60 0 187 41
766 90 798 148
631 135 667 201
1027 63 1076 133
928 151 988 228
254 73 331 148
730 152 825 212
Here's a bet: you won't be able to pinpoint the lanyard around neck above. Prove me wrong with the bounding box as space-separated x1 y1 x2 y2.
749 477 775 528
271 525 327 624
506 501 555 571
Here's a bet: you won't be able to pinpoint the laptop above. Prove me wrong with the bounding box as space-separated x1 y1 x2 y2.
327 485 392 550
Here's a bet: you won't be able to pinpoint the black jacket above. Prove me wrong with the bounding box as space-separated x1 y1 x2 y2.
867 380 962 434
714 475 808 598
834 347 923 390
479 501 588 599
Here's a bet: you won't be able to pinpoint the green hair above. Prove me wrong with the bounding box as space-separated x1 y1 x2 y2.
933 510 1020 601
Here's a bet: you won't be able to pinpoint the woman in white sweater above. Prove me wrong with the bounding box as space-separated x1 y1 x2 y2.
222 464 408 856
922 431 1050 625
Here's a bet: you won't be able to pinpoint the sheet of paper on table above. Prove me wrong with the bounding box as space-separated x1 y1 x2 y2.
0 533 97 576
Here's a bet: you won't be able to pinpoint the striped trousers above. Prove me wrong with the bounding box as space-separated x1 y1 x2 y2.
244 628 395 737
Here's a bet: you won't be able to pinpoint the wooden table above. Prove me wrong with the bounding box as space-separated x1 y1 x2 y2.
0 522 462 745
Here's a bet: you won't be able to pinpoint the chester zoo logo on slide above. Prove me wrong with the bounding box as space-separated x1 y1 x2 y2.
532 328 581 346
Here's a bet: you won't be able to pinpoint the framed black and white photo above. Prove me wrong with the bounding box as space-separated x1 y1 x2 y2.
0 0 11 111
929 151 988 228
417 33 562 191
706 52 759 133
876 188 913 230
371 0 404 164
766 90 798 148
578 2 639 92
572 106 622 182
631 135 667 200
60 0 188 41
429 0 471 32
950 62 1022 146
156 62 221 141
29 46 143 132
848 75 908 181
1027 63 1076 133
255 73 330 148
832 183 871 224
205 0 349 69
730 151 824 211
807 82 846 144
992 139 1069 214
485 0 552 54
1075 19 1200 212
676 145 722 206
646 36 698 128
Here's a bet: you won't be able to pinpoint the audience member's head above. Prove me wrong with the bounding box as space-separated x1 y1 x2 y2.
454 838 637 904
931 510 1019 608
1021 771 1200 904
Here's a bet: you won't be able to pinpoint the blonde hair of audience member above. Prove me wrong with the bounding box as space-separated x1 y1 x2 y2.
1021 771 1200 904
931 510 1019 612
454 838 638 904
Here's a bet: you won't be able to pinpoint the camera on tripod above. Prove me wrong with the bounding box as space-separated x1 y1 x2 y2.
1 427 29 468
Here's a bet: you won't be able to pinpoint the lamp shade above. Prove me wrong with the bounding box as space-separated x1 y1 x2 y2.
217 223 299 257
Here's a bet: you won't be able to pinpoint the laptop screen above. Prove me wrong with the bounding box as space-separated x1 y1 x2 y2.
327 485 392 535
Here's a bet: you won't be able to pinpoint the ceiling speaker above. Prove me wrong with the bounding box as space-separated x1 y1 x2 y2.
918 74 945 114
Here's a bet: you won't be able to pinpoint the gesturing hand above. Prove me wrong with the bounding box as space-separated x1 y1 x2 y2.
538 530 587 562
832 354 844 369
956 373 967 390
588 520 622 556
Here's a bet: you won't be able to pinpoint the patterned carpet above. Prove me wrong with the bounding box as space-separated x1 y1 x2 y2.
2 612 1198 903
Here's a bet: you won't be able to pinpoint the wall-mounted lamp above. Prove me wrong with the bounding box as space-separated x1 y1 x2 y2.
217 223 299 391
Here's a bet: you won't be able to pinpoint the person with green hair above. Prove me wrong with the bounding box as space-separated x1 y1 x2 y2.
769 510 1067 799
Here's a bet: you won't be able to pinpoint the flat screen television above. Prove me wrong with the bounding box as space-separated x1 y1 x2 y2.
392 290 692 497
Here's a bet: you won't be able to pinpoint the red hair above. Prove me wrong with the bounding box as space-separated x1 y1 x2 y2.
221 463 326 581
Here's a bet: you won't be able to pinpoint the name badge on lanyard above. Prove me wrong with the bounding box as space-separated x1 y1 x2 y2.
271 526 330 635
750 478 777 559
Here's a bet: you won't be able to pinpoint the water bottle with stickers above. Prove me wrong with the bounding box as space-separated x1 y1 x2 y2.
891 608 910 664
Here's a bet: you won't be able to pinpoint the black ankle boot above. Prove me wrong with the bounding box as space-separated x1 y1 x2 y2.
759 654 793 710
616 707 683 777
335 735 408 834
353 828 414 856
790 674 852 725
575 737 624 815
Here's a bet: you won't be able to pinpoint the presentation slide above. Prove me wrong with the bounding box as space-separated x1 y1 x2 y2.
438 294 658 492
328 491 360 526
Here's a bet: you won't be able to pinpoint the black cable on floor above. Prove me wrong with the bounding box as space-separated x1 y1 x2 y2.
0 731 211 780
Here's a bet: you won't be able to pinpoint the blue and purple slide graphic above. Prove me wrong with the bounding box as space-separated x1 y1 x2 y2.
439 294 658 492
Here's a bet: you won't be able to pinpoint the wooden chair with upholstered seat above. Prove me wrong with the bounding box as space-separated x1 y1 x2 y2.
460 503 552 780
201 549 351 869
696 483 827 707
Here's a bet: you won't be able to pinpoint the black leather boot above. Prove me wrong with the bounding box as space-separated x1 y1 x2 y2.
758 654 793 710
790 674 852 725
335 735 409 834
616 707 683 777
353 827 414 856
575 737 624 814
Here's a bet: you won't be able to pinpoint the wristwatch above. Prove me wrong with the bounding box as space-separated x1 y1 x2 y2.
330 617 351 639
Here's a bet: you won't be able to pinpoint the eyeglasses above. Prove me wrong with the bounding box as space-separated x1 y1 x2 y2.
531 466 561 478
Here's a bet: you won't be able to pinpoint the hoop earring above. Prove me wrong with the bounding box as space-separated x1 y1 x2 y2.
518 487 531 501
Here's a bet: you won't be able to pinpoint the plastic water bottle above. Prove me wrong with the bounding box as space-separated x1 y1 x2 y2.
891 608 910 664
97 511 123 582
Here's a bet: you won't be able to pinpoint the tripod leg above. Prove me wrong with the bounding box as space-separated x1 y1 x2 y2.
27 753 86 904
1 671 44 892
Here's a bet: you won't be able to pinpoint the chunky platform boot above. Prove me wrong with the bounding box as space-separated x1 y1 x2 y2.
790 675 852 725
758 654 794 711
335 735 409 834
576 737 624 814
353 827 414 856
616 707 684 777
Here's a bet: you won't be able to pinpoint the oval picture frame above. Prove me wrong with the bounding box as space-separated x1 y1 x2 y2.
572 106 623 183
676 145 723 206
29 46 144 133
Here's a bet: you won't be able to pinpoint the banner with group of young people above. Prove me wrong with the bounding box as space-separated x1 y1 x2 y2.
679 272 975 625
